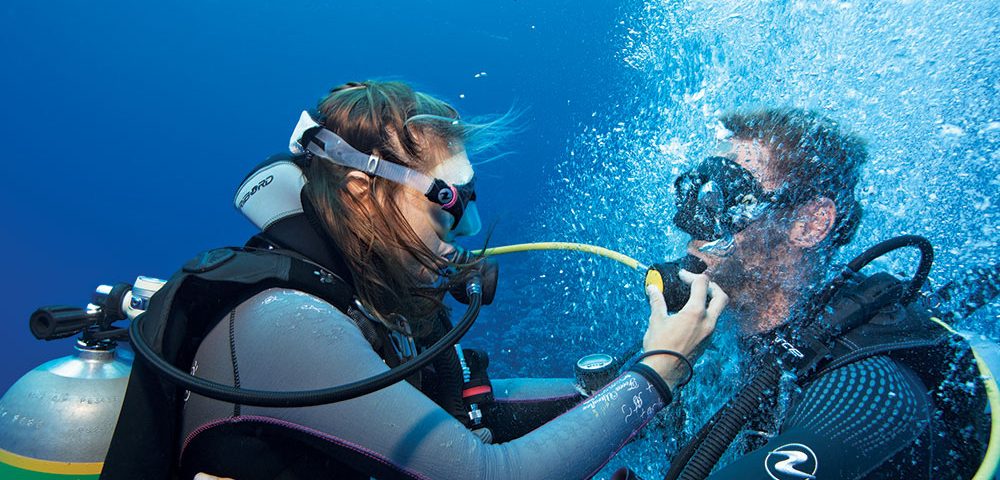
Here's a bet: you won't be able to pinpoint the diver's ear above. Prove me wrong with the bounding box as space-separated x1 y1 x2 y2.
344 170 370 197
788 196 837 248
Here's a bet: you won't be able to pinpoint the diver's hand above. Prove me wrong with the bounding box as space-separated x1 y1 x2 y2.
641 270 727 388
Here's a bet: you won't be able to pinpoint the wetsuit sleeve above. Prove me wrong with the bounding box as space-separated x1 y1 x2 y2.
181 289 671 480
486 378 586 443
706 356 930 480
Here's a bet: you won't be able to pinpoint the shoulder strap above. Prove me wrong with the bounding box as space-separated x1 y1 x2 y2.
811 303 957 381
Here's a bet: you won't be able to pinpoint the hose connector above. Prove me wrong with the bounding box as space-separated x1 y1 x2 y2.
466 275 483 298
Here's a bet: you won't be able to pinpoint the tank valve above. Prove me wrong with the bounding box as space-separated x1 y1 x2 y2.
29 276 167 346
30 305 97 341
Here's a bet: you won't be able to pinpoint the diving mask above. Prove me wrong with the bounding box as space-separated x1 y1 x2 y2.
673 156 786 255
443 175 481 237
289 111 479 231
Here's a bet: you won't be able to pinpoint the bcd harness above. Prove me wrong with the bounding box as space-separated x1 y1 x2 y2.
664 270 989 480
101 243 493 480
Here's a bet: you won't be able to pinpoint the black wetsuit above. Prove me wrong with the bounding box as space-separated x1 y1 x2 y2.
710 356 935 479
697 306 988 479
179 288 672 479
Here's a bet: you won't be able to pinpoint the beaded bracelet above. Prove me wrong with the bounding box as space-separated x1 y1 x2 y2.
636 349 694 388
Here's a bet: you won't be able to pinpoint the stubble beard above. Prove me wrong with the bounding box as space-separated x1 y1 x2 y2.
711 222 799 335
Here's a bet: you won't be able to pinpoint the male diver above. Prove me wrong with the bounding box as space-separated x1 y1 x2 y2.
649 108 990 479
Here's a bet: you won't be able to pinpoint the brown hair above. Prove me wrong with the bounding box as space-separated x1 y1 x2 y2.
720 108 868 247
303 81 505 337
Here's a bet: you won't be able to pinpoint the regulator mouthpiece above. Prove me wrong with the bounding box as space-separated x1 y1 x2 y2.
450 259 499 306
647 255 708 312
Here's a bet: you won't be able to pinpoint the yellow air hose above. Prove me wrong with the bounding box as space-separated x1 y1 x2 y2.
474 242 647 272
929 317 1000 480
475 242 998 478
474 241 663 295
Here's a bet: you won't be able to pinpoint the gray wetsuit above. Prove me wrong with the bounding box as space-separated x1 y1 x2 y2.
180 288 670 479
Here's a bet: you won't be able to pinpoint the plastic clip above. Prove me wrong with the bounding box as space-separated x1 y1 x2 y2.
366 155 380 175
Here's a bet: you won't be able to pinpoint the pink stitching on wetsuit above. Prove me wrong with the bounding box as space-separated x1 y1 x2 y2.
181 415 432 480
493 392 581 404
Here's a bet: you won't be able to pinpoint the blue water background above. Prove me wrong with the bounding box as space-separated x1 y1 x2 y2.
2 0 998 477
0 0 621 386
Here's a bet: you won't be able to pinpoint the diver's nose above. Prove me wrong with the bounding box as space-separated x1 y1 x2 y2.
452 202 482 237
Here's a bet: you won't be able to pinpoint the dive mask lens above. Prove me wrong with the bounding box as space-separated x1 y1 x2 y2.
451 178 481 236
453 201 482 237
673 156 770 242
697 180 725 215
673 171 716 241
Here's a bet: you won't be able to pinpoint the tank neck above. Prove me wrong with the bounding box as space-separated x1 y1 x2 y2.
75 340 116 361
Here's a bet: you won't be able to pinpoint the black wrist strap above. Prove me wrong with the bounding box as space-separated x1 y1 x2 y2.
636 349 694 388
627 362 673 406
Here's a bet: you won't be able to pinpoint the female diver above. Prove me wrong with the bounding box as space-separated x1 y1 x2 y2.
102 80 727 480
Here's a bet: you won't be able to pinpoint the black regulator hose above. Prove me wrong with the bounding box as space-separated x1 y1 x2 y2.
665 365 783 480
129 277 484 408
846 234 933 304
665 235 934 480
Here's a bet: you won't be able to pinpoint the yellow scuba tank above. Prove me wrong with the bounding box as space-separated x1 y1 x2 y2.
0 277 164 479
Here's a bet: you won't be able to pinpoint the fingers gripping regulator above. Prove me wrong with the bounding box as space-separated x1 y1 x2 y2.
645 256 709 312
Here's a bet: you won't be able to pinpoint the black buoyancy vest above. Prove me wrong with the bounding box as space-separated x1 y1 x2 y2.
765 272 985 420
809 300 989 474
815 301 970 386
100 247 413 479
668 273 989 480
770 279 987 474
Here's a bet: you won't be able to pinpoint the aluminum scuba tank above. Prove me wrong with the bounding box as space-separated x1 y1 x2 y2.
0 276 164 479
0 343 132 479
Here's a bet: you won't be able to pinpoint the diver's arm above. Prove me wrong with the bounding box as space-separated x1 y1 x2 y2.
183 289 675 480
704 356 929 480
485 378 585 443
491 377 582 402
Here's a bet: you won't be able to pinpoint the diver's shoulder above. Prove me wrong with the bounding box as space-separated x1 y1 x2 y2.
812 355 927 399
233 287 358 334
240 287 346 311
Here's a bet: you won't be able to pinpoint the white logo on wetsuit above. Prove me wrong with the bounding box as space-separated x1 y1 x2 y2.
764 443 817 480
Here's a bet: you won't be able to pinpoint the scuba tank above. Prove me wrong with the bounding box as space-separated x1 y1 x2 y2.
0 277 165 479
0 344 132 479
